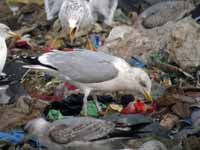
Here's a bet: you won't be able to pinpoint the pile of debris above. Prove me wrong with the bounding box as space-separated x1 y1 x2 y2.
0 0 200 150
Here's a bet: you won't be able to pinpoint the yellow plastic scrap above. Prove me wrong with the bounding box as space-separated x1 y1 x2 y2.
6 0 44 6
105 104 123 115
161 79 172 86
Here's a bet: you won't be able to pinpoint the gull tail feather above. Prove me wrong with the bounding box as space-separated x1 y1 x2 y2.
23 65 51 71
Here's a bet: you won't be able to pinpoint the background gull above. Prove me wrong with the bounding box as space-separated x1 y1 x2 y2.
44 0 118 42
0 23 20 104
22 49 152 116
0 23 20 76
137 0 194 29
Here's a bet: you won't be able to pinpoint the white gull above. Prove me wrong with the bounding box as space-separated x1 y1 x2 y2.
23 49 152 115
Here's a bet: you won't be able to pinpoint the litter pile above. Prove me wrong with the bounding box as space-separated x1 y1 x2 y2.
0 0 200 150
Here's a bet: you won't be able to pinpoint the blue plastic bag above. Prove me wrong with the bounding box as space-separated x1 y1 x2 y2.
128 57 146 68
0 131 24 144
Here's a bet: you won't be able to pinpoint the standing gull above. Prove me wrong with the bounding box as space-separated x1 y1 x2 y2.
0 23 20 104
44 0 118 43
0 23 20 76
22 49 152 115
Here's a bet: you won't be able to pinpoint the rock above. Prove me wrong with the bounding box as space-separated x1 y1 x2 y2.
105 25 133 43
99 16 200 71
167 17 200 71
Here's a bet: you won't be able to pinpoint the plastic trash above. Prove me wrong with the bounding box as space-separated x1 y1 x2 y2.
47 109 64 121
43 94 84 116
90 33 102 49
104 104 123 115
0 131 24 144
128 56 146 68
80 100 107 117
121 100 157 114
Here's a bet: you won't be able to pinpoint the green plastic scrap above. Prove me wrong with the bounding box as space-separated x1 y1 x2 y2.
47 109 64 121
80 100 107 117
150 52 162 62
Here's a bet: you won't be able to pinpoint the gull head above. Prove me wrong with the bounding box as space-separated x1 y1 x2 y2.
68 18 80 43
0 23 20 39
131 68 152 103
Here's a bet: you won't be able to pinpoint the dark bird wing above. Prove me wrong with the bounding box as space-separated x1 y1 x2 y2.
49 117 115 144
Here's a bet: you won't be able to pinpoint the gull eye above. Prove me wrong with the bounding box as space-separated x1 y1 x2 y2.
140 80 147 88
4 27 10 32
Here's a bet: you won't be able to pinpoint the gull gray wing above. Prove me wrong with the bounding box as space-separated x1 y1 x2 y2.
39 50 119 83
44 0 66 20
49 117 115 144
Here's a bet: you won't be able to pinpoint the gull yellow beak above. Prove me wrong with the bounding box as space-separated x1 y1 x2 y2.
68 27 77 43
144 91 153 103
8 31 21 40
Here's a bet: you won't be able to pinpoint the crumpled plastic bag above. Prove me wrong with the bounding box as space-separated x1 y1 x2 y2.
47 109 64 121
0 130 24 144
80 100 107 117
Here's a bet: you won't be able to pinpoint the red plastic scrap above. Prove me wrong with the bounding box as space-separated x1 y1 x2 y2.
15 40 32 49
134 100 145 112
121 100 157 114
64 82 77 91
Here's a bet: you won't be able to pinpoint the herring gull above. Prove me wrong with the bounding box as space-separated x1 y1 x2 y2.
44 0 118 42
0 23 20 104
137 0 194 29
0 23 20 76
22 49 152 115
24 117 115 150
